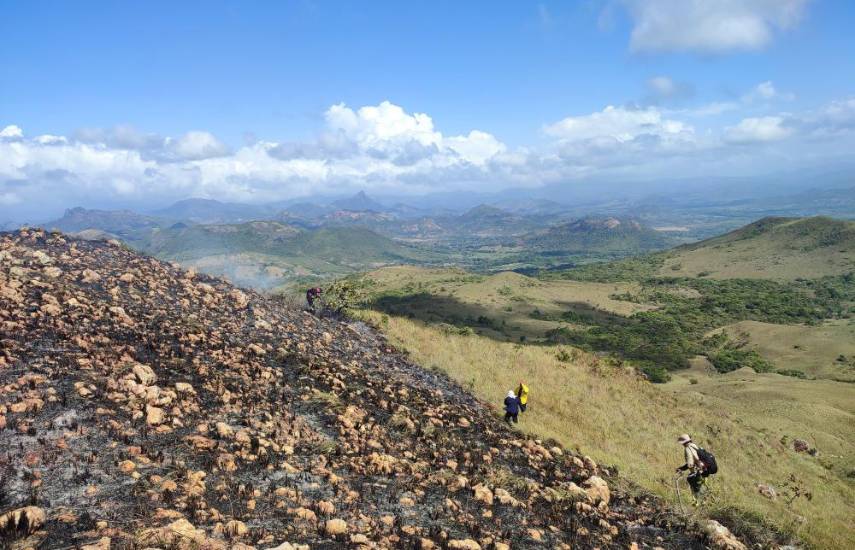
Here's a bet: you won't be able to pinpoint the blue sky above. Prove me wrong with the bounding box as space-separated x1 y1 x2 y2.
2 0 855 219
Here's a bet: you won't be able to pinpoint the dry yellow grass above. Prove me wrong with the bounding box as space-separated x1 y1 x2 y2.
657 218 855 280
364 266 652 341
359 310 855 549
708 320 855 381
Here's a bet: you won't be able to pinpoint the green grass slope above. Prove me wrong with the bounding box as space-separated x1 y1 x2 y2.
659 216 855 280
523 217 675 255
141 221 440 287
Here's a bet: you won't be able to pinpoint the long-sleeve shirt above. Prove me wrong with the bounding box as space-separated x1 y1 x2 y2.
516 384 529 405
504 396 520 414
681 442 702 471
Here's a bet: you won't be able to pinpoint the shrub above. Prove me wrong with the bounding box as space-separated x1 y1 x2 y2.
640 365 671 383
709 348 774 374
555 348 573 363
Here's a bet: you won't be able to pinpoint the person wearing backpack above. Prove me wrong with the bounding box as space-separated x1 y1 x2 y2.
675 434 717 504
503 390 520 424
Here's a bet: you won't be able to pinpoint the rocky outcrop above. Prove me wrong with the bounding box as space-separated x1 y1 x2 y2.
0 228 732 549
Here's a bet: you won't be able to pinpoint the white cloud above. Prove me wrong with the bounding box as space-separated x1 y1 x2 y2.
725 116 793 143
544 105 694 145
4 96 855 221
621 0 810 53
742 81 795 102
34 134 68 145
1 125 24 139
321 101 505 166
166 131 230 161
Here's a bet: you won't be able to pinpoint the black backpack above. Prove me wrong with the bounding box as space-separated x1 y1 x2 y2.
696 447 718 475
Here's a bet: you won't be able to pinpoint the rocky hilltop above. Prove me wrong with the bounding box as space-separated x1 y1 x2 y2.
1 229 745 549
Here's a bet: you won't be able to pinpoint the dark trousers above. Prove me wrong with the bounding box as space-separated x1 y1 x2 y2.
687 471 708 495
519 403 527 412
504 412 518 424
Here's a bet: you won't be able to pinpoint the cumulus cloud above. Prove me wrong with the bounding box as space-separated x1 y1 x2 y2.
3 95 855 221
621 0 811 53
545 105 694 145
725 116 793 143
165 131 230 161
1 125 24 139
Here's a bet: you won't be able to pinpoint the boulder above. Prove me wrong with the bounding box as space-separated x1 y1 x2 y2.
703 520 747 550
448 540 481 550
133 364 157 386
146 405 165 426
583 476 610 506
324 518 347 536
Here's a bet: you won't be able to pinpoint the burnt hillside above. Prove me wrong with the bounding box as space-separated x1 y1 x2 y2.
0 229 745 549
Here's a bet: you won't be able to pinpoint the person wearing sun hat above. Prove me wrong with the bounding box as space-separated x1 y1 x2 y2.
676 433 706 503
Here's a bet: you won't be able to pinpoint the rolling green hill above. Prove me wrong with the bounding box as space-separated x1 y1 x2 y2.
659 216 855 280
349 216 855 548
139 221 440 288
522 217 675 254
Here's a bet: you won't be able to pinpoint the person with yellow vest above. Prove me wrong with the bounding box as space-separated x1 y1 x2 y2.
516 381 529 412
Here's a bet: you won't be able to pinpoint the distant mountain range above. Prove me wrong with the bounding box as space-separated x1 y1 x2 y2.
19 186 854 288
152 198 277 224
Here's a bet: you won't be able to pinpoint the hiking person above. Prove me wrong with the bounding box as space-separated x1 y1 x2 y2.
675 433 717 504
504 390 520 424
306 287 322 310
516 381 529 412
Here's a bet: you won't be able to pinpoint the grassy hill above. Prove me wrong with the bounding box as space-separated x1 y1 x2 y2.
522 217 675 255
350 216 855 548
355 310 854 550
659 216 855 280
141 221 440 288
48 206 167 241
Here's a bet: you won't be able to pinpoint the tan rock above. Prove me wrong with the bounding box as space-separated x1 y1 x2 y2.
216 422 234 438
324 518 347 536
79 537 111 550
118 460 136 473
175 382 195 394
146 405 165 426
225 519 248 537
703 520 747 550
0 506 45 534
81 269 101 283
316 500 335 515
583 476 610 506
448 540 481 550
133 364 157 386
472 483 493 506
